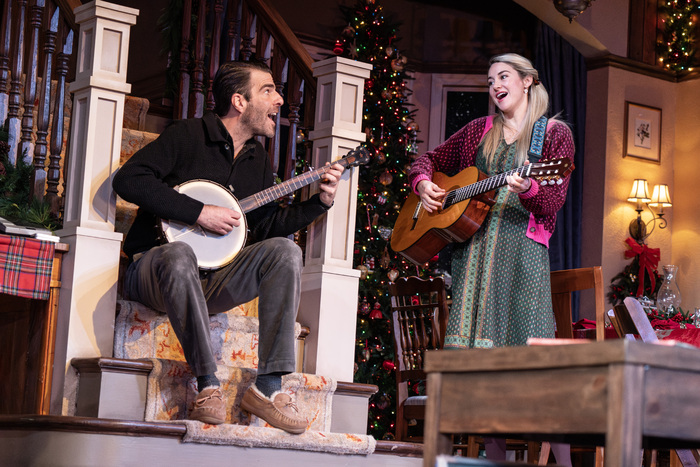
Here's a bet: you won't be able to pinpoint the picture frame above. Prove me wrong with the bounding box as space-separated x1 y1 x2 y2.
624 102 661 163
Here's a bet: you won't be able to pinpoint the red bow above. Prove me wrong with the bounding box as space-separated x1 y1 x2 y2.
624 237 660 297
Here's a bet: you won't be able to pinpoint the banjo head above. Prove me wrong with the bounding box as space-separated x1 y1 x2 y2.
161 180 247 270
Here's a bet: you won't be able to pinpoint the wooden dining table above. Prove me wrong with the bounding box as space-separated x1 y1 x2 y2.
423 339 700 467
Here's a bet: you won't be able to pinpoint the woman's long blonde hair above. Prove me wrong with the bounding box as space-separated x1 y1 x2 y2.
481 53 554 166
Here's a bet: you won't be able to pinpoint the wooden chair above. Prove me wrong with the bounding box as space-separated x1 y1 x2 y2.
550 266 605 341
389 276 449 442
538 267 606 466
609 297 700 467
389 276 533 461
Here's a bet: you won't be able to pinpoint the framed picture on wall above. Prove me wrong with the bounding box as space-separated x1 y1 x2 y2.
624 102 661 163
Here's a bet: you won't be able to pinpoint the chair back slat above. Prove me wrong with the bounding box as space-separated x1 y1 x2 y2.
550 266 605 341
389 275 449 441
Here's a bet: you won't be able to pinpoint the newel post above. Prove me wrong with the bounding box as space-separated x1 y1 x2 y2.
299 57 372 382
52 0 138 414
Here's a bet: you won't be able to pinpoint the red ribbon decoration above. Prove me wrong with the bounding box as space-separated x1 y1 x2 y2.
624 237 660 297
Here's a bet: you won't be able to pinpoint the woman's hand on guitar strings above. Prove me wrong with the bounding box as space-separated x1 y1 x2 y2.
196 205 242 235
506 160 531 194
416 180 445 213
319 162 345 207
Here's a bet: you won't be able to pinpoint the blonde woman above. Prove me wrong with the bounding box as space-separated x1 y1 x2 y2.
409 53 574 464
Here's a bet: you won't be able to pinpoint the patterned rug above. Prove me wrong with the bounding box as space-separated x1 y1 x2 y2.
174 420 376 455
145 359 375 455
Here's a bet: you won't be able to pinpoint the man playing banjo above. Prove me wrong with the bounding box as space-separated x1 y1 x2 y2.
113 60 344 433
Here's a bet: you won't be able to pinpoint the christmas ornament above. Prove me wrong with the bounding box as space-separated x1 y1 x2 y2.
406 121 419 133
333 39 344 55
381 89 391 100
342 23 356 38
363 348 371 360
357 264 369 279
369 302 383 319
382 360 395 371
379 170 393 185
374 150 386 164
376 393 391 410
387 269 399 282
377 194 387 205
378 226 392 240
385 45 395 57
380 248 391 268
296 128 305 144
359 298 371 315
372 213 379 226
366 256 375 270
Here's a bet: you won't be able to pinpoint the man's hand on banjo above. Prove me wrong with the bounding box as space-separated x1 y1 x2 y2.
197 205 241 235
318 162 345 207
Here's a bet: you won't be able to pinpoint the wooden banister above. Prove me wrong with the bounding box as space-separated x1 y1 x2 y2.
53 0 81 31
244 0 315 93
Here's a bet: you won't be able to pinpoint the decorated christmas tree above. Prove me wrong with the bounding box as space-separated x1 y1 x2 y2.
335 0 441 440
657 0 700 72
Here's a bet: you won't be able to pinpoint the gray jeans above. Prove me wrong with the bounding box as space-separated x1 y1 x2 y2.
123 237 302 377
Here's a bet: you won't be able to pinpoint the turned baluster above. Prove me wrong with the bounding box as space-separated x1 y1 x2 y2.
31 8 58 202
283 65 302 188
18 0 44 164
7 0 27 165
189 0 207 118
268 50 286 175
239 1 254 61
205 0 224 111
46 29 73 218
175 0 192 120
0 0 12 125
255 24 271 65
225 0 241 61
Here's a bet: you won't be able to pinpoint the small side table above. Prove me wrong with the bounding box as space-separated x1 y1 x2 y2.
0 239 69 414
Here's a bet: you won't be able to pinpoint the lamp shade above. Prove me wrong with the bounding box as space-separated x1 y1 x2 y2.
627 179 651 202
649 184 672 207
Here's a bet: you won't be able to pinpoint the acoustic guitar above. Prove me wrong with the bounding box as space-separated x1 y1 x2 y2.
391 158 574 265
161 146 370 270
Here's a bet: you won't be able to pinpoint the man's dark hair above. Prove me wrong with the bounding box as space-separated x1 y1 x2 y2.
212 59 274 117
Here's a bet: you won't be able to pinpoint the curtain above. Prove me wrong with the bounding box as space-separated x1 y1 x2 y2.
534 23 587 317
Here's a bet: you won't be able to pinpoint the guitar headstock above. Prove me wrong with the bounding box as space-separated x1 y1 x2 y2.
529 158 574 185
338 146 371 168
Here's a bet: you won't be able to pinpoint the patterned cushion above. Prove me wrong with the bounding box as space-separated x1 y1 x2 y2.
114 298 300 369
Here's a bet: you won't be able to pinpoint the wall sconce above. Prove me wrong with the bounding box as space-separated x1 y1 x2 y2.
627 179 672 242
553 0 595 22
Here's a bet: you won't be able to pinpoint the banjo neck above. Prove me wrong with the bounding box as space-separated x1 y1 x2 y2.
237 160 350 213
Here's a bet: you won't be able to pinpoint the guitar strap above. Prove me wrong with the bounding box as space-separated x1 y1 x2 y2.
527 115 548 163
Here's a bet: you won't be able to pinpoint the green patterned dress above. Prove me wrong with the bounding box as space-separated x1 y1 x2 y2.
443 139 555 349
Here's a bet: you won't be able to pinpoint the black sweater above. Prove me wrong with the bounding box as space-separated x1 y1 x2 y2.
112 112 329 260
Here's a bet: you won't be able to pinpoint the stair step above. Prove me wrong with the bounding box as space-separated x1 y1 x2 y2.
0 415 419 466
70 357 377 435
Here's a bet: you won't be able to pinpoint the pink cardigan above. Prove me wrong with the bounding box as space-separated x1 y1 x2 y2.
408 115 575 247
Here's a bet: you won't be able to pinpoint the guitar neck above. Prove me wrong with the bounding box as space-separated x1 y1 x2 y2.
443 165 530 209
237 163 340 213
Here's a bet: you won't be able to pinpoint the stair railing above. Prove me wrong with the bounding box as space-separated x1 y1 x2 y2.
0 0 79 218
174 0 316 191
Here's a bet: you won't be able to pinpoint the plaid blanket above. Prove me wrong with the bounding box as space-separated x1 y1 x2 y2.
0 234 55 300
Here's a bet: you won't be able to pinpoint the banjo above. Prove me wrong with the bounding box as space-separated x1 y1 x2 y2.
160 146 370 270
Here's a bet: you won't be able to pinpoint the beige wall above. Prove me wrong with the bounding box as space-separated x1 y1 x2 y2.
582 67 677 316
672 79 700 310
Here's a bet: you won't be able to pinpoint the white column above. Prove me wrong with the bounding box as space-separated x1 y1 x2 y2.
52 0 138 414
299 57 372 382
